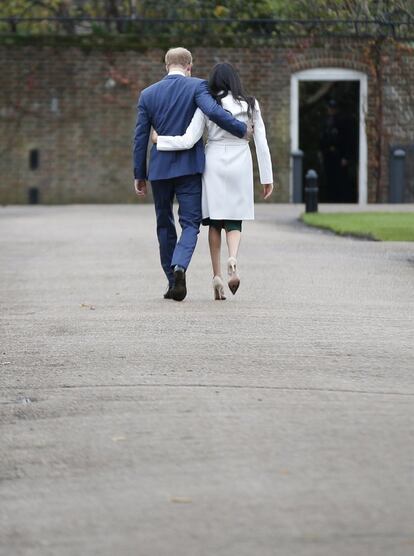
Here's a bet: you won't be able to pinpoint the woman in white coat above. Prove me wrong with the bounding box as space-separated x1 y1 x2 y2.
154 63 274 300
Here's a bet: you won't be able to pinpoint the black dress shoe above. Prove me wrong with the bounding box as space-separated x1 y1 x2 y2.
164 288 174 299
171 266 187 301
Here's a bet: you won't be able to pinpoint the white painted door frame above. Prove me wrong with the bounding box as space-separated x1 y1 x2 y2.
290 68 368 204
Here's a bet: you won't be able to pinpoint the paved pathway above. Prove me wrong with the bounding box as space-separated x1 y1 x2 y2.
1 205 413 556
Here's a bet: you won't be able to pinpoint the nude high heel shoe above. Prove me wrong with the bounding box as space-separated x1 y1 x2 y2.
212 276 226 300
227 257 240 295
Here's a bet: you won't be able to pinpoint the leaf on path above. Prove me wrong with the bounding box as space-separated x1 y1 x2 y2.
170 497 192 504
112 436 127 442
80 303 96 310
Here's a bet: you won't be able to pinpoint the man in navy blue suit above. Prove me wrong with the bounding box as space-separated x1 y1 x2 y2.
133 47 250 301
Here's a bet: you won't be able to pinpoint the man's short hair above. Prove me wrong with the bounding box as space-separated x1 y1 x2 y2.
165 47 192 68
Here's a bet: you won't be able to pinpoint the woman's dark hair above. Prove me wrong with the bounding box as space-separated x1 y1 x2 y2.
208 62 255 119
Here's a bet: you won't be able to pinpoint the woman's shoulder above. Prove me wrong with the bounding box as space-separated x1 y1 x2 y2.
222 92 249 110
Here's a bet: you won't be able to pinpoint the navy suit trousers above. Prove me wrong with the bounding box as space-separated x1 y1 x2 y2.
151 174 202 286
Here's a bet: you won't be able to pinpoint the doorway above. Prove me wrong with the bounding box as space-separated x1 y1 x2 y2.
300 81 359 202
290 69 368 204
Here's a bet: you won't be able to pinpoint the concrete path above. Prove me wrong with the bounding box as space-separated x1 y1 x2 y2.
1 204 413 556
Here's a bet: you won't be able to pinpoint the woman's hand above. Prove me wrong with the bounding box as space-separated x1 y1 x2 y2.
263 183 273 200
151 130 158 144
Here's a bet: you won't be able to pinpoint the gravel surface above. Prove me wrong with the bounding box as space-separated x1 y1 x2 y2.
1 204 413 556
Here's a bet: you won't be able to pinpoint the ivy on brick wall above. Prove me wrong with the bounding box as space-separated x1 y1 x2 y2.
1 0 413 21
1 0 413 50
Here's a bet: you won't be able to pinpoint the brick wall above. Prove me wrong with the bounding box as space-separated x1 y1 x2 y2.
0 38 413 204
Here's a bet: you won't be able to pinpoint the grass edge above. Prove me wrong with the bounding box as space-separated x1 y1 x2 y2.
299 214 379 241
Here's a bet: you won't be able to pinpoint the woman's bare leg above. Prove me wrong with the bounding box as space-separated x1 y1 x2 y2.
226 230 241 295
225 230 241 260
209 226 222 277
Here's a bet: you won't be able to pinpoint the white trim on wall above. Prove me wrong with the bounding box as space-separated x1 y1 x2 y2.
290 68 368 204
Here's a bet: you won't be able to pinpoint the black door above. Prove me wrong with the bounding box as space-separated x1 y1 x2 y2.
299 81 359 203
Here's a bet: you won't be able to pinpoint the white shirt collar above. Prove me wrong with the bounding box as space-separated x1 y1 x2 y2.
168 69 186 77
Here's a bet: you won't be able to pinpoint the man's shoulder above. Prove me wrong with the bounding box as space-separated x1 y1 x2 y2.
142 76 203 90
188 77 208 90
140 80 163 97
139 76 207 104
187 76 205 85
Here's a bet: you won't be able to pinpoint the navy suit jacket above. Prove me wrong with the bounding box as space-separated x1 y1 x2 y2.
133 74 247 181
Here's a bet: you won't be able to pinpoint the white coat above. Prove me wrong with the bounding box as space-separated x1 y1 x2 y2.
157 93 273 221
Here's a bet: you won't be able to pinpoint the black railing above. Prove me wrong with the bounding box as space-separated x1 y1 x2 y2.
1 17 414 40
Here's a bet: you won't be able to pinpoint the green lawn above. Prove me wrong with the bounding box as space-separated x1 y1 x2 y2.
301 212 414 241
